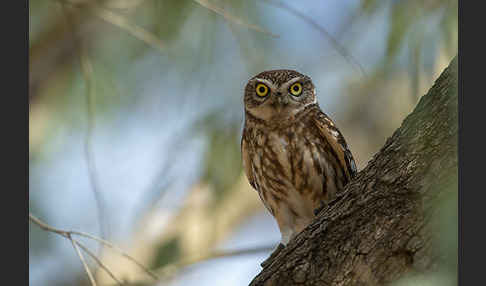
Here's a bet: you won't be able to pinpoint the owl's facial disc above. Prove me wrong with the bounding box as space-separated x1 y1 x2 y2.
244 71 317 122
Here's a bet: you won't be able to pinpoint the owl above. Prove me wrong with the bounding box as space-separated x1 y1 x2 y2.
241 69 357 248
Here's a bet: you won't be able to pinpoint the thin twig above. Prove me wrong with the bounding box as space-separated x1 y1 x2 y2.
69 230 160 281
78 27 109 244
194 0 278 38
59 2 109 272
262 0 367 77
29 213 160 282
29 213 68 236
57 0 165 52
74 240 123 285
93 6 165 52
30 213 98 285
31 214 274 284
69 234 98 286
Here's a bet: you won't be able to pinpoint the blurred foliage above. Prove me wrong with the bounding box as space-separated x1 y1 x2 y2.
151 235 182 269
433 186 458 276
359 0 457 97
361 0 457 63
197 112 243 204
392 175 457 286
150 0 195 43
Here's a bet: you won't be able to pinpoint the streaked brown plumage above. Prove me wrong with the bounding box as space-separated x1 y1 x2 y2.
241 69 357 245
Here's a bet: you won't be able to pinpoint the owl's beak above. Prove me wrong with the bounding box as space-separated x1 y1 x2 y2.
273 93 289 113
276 94 289 105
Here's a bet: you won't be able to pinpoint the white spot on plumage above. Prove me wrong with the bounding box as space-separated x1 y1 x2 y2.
330 129 340 138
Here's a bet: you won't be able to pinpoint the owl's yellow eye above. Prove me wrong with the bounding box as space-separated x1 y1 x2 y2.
289 82 303 96
255 83 269 97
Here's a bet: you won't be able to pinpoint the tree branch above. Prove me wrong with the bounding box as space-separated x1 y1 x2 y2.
29 213 160 283
250 56 458 285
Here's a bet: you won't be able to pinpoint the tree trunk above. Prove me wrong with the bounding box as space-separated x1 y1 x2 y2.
250 56 458 286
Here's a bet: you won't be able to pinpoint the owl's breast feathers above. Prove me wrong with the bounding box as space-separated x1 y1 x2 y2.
241 105 357 210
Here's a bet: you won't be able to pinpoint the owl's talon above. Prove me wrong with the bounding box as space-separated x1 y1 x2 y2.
260 243 285 268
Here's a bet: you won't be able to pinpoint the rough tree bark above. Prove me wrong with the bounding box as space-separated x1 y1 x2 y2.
250 56 458 286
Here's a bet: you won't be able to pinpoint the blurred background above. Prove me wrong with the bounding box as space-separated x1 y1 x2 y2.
29 0 458 285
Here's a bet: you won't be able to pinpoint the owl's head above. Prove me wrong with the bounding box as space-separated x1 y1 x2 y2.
243 69 317 121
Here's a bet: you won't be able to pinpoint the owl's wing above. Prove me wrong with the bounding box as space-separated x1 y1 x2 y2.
313 112 357 183
241 133 258 191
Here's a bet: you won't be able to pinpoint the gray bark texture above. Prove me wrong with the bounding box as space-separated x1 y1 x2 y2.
250 56 458 286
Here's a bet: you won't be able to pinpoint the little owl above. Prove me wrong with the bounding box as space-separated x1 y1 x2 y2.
241 69 357 254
